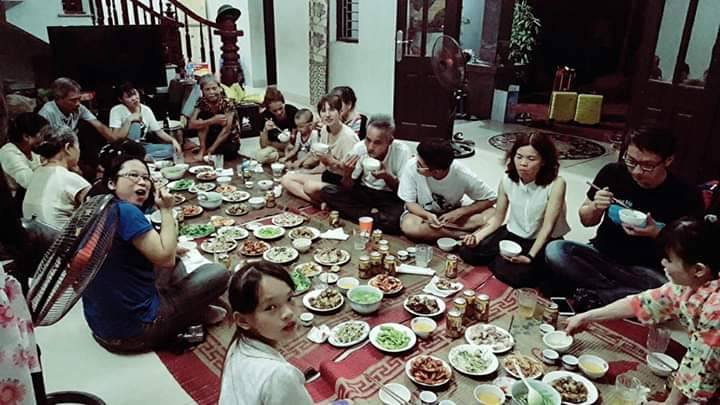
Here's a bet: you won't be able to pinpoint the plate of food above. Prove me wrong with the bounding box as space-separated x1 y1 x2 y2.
225 203 249 216
210 215 235 228
293 262 323 278
217 225 249 240
288 226 321 241
168 179 194 191
200 238 237 254
215 184 237 194
502 354 544 380
263 246 299 264
172 194 186 206
181 204 204 218
448 344 499 376
314 248 351 266
403 294 445 317
222 190 251 203
465 324 515 354
196 171 218 181
542 371 598 405
303 288 344 312
149 208 179 224
189 165 214 175
328 320 370 348
432 277 464 294
369 323 416 353
239 240 271 256
253 225 285 240
179 223 215 239
369 274 403 295
271 212 305 228
189 183 216 193
290 269 312 295
405 355 453 387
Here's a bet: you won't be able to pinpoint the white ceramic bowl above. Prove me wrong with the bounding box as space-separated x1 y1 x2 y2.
542 349 560 365
561 354 579 370
318 272 339 284
299 312 314 326
410 317 437 339
499 240 522 257
539 323 555 335
248 197 266 209
543 331 573 353
292 237 312 253
437 237 457 252
646 352 678 377
258 179 274 190
271 162 285 175
511 380 561 405
619 208 647 227
154 160 174 169
473 384 506 404
161 163 189 180
363 157 381 172
217 176 232 184
337 277 359 295
397 250 409 261
197 192 223 209
277 130 290 143
312 142 330 154
378 383 411 405
578 354 609 378
347 285 383 314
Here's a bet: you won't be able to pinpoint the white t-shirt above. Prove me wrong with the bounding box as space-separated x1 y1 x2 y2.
319 123 359 175
219 339 313 405
0 142 42 195
38 101 96 131
398 158 496 214
503 175 570 239
22 166 90 230
350 141 412 191
108 103 162 134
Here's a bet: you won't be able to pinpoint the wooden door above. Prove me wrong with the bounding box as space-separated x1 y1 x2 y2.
393 0 461 142
629 0 720 184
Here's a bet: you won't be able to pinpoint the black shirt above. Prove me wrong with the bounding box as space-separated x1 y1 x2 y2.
588 163 704 269
262 104 299 142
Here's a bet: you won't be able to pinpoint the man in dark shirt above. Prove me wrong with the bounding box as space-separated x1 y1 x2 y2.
544 127 704 308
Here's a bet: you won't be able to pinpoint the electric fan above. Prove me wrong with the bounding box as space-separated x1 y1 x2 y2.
430 34 475 158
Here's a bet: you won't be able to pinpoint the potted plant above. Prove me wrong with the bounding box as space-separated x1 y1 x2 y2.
508 0 541 83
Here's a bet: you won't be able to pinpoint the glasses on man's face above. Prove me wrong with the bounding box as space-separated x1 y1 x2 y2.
118 172 151 183
623 156 664 173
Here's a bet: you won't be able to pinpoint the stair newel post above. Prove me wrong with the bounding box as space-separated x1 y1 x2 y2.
120 0 130 25
208 25 216 74
215 5 243 86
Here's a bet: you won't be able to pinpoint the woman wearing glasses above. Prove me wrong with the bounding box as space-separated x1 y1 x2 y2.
81 155 229 353
544 127 705 310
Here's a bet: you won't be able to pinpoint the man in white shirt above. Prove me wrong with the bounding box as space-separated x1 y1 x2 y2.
321 115 410 234
398 139 496 241
109 82 181 161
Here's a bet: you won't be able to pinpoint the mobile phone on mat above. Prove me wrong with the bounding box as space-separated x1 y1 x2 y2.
550 296 576 316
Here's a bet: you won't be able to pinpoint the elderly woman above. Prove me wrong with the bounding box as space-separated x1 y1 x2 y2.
82 155 229 353
256 86 299 164
0 113 47 204
22 126 91 230
189 75 241 160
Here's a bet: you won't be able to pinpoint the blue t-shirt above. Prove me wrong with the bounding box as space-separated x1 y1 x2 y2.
82 200 160 339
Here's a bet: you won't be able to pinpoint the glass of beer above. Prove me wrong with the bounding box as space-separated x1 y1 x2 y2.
517 288 537 318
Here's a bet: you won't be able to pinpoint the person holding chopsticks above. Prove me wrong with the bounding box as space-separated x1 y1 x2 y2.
544 127 704 310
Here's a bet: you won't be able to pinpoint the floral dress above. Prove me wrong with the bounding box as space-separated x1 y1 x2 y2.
631 280 720 403
194 96 241 158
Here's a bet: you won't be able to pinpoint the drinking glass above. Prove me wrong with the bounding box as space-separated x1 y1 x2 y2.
415 244 433 267
647 327 671 354
516 288 537 318
212 154 224 171
173 148 184 165
353 230 369 251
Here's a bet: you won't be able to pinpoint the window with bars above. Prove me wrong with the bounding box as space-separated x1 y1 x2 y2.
337 0 359 42
61 0 85 14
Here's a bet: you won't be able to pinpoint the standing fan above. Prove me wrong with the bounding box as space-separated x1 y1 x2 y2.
430 35 475 158
24 194 118 404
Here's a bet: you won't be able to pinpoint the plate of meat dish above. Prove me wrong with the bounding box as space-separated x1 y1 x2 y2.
403 294 445 317
368 274 403 295
464 323 515 354
404 355 452 387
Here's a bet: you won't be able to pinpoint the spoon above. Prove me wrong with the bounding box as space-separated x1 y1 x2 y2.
514 361 543 405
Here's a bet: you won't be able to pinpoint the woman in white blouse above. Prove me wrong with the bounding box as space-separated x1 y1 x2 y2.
459 132 569 287
0 113 47 200
219 262 313 405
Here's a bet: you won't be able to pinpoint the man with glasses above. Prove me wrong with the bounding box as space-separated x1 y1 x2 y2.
398 138 496 241
544 127 704 309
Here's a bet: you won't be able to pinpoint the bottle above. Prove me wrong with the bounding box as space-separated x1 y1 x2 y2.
446 310 463 338
444 254 459 279
164 112 171 129
476 294 490 323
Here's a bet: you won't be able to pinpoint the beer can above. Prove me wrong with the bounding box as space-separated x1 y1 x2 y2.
329 210 340 227
378 245 390 261
264 191 276 208
476 294 490 323
383 255 397 276
453 298 467 316
543 302 559 328
358 255 372 279
369 252 383 275
446 309 464 338
445 254 459 279
371 229 383 244
462 290 477 323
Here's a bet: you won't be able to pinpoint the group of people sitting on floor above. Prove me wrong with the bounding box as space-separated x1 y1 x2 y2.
1 75 717 404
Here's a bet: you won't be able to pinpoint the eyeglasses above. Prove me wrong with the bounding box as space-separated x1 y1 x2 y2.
623 156 664 173
118 172 151 183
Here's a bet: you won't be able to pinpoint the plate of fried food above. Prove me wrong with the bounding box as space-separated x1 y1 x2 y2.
222 190 251 203
448 344 499 376
271 212 305 228
189 182 216 193
210 215 235 228
314 248 351 266
369 274 403 295
369 323 416 353
542 371 597 405
432 277 464 294
200 238 237 254
263 246 299 264
465 324 515 354
181 204 204 218
196 171 218 181
328 320 370 348
403 294 445 317
217 225 249 240
239 240 271 256
189 165 214 175
215 184 237 194
303 288 344 312
225 203 249 216
172 194 186 206
405 355 453 387
502 354 544 380
288 226 321 241
293 262 323 278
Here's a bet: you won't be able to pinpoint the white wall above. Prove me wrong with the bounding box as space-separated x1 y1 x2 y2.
7 0 93 42
274 1 311 105
459 0 485 57
328 0 397 115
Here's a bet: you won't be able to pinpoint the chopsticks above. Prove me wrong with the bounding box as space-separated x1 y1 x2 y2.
648 352 678 372
370 378 410 405
585 182 632 209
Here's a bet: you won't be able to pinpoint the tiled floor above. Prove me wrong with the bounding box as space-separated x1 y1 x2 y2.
35 119 618 404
